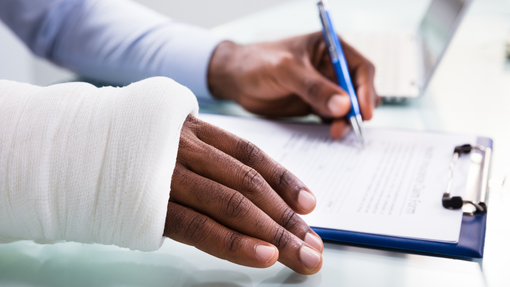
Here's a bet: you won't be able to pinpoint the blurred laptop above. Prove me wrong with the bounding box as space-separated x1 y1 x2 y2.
342 0 472 102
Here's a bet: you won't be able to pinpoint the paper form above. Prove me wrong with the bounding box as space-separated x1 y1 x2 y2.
199 114 477 243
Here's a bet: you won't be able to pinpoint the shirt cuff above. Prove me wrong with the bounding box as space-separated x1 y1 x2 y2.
157 23 226 100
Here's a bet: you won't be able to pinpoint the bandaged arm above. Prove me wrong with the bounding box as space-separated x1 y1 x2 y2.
0 77 198 251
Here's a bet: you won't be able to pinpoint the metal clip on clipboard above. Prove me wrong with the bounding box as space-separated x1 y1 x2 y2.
442 144 491 215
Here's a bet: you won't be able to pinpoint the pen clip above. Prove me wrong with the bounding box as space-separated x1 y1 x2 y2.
318 2 339 62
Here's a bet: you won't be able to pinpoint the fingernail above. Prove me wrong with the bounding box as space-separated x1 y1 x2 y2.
300 245 322 270
305 233 324 253
327 94 350 117
298 190 316 212
256 245 276 263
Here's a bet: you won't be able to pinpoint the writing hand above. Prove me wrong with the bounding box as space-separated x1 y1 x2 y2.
208 31 380 139
164 115 324 274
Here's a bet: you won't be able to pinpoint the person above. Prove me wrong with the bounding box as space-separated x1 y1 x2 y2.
0 0 378 275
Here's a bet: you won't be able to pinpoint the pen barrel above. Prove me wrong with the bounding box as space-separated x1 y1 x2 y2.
331 58 361 118
319 8 361 117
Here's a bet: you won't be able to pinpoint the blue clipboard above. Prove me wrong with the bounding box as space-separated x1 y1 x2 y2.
312 137 492 259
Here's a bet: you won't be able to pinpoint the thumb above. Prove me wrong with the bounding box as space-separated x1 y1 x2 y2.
283 64 351 118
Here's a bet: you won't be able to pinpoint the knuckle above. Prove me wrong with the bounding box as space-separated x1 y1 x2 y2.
240 167 265 194
271 226 291 250
304 79 322 101
184 214 210 244
177 122 209 167
183 114 201 133
280 208 309 236
236 139 263 166
273 167 303 197
226 232 244 253
186 113 201 126
276 168 293 189
275 52 295 69
165 206 211 246
178 133 199 152
279 208 298 230
224 192 251 219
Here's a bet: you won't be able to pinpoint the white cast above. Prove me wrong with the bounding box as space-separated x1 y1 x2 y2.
0 77 198 251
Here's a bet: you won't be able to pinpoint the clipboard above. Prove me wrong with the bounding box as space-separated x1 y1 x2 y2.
197 113 492 259
312 137 492 258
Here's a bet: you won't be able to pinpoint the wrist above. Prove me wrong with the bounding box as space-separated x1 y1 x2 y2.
207 41 242 101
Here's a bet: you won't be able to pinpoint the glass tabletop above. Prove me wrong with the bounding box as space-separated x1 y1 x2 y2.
1 0 510 286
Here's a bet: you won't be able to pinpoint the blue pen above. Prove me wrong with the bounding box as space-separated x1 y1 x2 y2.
318 0 365 146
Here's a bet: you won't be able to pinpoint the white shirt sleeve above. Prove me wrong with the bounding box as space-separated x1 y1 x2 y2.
0 77 198 251
0 0 225 99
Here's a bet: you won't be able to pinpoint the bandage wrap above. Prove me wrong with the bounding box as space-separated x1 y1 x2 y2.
0 77 198 251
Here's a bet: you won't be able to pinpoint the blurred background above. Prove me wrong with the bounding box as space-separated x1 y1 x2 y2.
0 0 290 86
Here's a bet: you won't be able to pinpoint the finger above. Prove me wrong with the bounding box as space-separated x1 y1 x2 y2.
191 118 317 215
316 114 350 140
311 34 338 84
164 201 279 268
280 61 352 119
311 31 378 121
177 133 323 252
340 40 378 121
170 166 323 274
351 62 376 121
376 95 383 107
237 94 312 117
330 119 351 139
